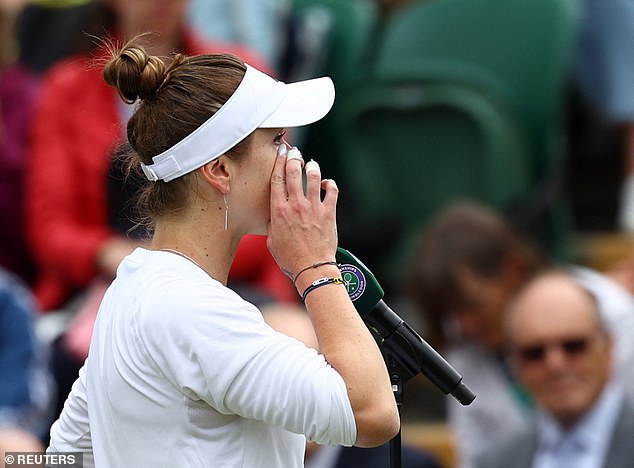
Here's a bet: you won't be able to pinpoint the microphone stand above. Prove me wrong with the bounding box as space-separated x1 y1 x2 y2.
386 353 404 468
370 315 474 468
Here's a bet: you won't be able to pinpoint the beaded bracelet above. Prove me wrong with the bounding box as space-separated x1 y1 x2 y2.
301 276 344 302
292 261 339 286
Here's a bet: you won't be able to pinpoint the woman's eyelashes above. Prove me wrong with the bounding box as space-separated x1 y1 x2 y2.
274 129 287 145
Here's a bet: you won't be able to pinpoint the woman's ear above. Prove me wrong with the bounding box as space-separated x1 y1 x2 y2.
198 156 230 194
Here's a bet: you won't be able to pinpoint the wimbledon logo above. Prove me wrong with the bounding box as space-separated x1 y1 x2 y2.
339 263 366 301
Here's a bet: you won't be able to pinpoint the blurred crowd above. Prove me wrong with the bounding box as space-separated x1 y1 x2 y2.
1 0 634 467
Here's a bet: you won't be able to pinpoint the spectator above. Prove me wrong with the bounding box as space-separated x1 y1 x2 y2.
572 0 634 231
406 200 634 467
0 427 44 458
0 266 54 444
0 0 39 284
15 0 98 75
475 270 634 468
187 0 291 72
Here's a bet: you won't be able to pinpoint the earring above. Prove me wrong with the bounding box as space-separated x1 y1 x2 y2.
223 194 229 231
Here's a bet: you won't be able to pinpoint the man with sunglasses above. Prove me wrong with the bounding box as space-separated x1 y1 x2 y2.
475 269 634 468
407 201 634 468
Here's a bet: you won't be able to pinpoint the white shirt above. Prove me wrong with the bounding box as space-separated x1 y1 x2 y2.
532 382 624 468
304 445 342 468
49 248 356 467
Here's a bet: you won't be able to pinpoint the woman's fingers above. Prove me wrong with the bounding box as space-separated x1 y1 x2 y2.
321 178 339 212
268 145 338 275
271 144 327 207
270 143 289 204
305 160 322 201
287 147 304 166
285 147 305 199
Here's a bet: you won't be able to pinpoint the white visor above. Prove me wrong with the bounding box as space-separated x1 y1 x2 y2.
140 64 335 182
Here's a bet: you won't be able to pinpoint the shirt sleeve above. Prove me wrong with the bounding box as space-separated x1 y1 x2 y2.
48 364 95 467
139 287 357 447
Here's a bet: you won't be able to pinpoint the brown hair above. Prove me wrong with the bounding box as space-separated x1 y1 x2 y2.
102 37 251 228
406 200 549 348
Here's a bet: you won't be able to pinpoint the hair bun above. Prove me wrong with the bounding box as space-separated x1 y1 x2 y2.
104 42 166 104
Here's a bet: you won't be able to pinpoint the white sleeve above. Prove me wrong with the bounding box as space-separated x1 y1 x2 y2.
47 364 95 468
140 291 357 447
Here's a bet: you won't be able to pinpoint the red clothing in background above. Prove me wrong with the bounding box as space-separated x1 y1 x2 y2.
25 31 294 310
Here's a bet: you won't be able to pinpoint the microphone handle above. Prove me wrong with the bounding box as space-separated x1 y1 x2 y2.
367 301 476 406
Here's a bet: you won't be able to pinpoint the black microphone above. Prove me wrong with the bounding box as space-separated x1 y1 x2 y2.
336 247 476 406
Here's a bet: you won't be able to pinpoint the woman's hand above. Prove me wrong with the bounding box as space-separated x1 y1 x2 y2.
266 144 339 281
267 144 400 447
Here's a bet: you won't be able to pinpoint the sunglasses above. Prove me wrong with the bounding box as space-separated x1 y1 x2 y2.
515 335 596 364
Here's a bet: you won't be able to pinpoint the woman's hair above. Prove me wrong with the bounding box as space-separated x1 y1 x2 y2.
102 37 251 228
406 200 549 348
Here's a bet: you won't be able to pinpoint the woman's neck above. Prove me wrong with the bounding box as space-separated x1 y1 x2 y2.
151 215 238 285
